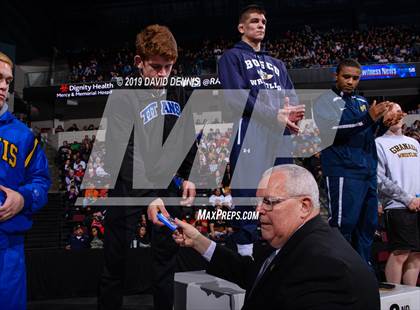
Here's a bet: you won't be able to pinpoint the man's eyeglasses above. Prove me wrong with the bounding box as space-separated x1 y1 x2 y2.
253 196 305 211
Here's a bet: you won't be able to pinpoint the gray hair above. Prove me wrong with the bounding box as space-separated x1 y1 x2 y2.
262 164 320 208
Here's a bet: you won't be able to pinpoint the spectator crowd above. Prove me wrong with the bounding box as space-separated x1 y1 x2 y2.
56 134 110 249
67 25 420 83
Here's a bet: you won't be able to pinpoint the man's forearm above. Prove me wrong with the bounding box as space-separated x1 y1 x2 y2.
193 233 212 255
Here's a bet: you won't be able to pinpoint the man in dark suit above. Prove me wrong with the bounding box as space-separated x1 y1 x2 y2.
173 164 380 310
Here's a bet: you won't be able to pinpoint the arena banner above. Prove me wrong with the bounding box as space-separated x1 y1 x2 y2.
328 63 417 81
359 63 416 80
55 75 219 99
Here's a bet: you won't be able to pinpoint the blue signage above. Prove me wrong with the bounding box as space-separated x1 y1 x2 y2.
360 63 416 80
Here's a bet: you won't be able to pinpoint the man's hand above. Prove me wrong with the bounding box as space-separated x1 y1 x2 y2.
0 185 25 222
147 198 169 226
368 100 392 122
277 97 305 134
383 105 406 127
180 180 196 206
172 218 211 254
172 218 201 247
408 197 420 212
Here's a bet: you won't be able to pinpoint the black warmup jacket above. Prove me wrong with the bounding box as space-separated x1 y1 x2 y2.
101 85 197 203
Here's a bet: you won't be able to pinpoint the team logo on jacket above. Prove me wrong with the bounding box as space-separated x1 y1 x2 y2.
389 143 418 158
140 102 159 125
257 70 273 81
160 100 181 117
244 58 280 76
140 100 181 125
0 137 18 168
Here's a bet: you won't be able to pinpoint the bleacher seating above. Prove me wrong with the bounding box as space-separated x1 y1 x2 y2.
25 193 64 250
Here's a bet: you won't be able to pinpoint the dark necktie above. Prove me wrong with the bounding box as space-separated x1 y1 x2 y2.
248 249 278 296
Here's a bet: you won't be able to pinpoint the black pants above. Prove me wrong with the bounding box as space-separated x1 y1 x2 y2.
98 204 181 310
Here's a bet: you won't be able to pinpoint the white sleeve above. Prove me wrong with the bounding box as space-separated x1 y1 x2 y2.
202 241 217 262
376 140 414 206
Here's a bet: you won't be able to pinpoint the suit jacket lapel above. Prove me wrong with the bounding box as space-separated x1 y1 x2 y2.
246 215 326 300
245 244 276 299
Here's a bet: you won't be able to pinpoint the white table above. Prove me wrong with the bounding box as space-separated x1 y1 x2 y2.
380 283 420 310
174 270 245 310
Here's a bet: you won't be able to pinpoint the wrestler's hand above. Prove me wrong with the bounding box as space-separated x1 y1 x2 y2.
284 97 305 123
369 100 392 121
147 198 169 226
180 180 196 206
383 106 406 127
277 97 305 134
0 185 24 222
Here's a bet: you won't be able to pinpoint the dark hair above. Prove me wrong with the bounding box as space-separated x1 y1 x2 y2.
138 225 147 235
336 58 362 74
239 4 266 23
91 226 103 239
73 223 84 231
